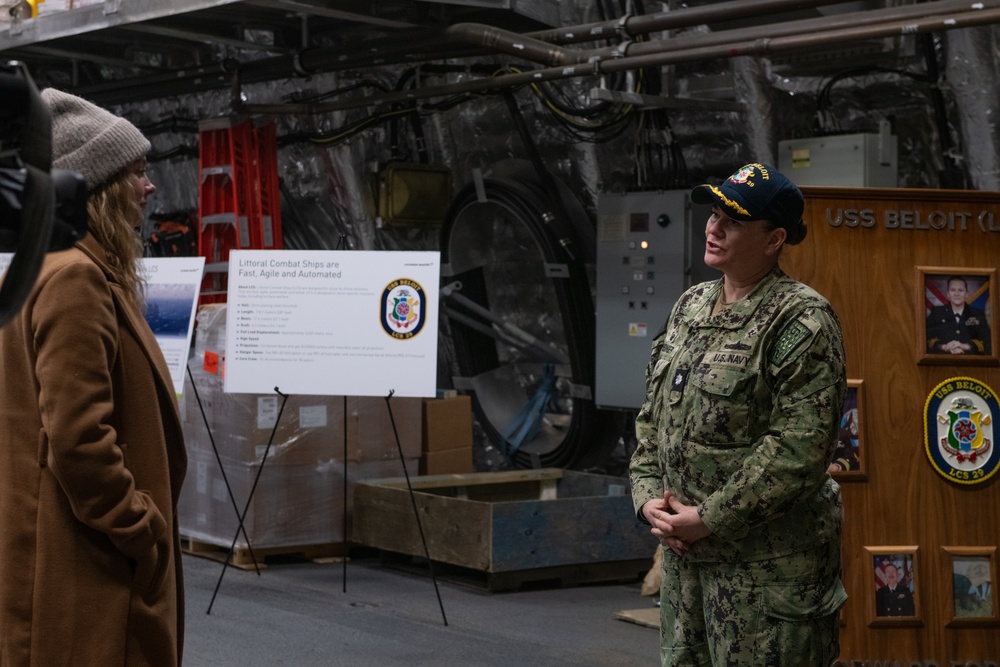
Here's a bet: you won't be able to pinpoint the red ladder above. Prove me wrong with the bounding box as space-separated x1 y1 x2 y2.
255 121 283 250
197 118 282 304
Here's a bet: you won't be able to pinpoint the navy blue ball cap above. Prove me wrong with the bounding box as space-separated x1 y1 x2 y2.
691 163 807 244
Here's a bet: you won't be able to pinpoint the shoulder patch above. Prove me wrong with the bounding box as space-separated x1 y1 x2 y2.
770 320 811 366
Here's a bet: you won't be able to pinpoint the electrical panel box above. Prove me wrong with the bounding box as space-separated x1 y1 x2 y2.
778 132 898 187
595 191 713 411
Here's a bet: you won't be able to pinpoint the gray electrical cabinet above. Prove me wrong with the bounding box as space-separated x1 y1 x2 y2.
594 191 715 410
777 131 898 187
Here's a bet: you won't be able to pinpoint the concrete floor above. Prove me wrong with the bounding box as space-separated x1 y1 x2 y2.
181 551 659 666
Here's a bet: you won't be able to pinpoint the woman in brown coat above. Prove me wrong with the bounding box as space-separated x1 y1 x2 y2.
0 89 187 665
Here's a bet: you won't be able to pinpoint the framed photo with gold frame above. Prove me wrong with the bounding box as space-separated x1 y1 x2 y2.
917 267 998 365
830 379 865 480
943 546 998 626
865 546 922 626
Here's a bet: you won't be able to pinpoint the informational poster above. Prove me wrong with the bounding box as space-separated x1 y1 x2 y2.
0 253 203 398
140 257 205 397
224 249 440 397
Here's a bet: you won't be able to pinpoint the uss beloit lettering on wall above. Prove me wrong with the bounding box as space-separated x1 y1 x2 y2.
823 206 1000 231
924 376 1000 485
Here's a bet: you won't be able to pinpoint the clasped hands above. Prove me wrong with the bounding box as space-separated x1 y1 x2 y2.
641 490 711 557
939 339 972 354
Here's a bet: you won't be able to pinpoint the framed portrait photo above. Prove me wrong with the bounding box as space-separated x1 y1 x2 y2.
917 267 998 365
830 379 866 480
865 546 922 626
943 546 998 626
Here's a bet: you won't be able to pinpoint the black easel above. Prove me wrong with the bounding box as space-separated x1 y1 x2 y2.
337 234 349 595
206 385 290 614
384 389 448 626
185 363 262 577
342 393 348 594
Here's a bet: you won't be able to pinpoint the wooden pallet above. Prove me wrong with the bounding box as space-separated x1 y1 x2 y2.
379 551 649 593
181 536 347 571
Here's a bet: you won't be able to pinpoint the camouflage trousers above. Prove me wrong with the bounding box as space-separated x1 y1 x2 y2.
659 543 847 667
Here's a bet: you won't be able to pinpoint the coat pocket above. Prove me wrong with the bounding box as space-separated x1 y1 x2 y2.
133 536 169 597
37 428 49 468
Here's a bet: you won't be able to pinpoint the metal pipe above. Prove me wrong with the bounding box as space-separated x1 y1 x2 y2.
599 6 1000 72
444 23 569 66
582 0 1000 63
236 5 1000 115
526 0 848 45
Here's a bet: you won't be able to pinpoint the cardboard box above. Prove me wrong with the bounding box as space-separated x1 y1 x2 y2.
422 396 473 452
420 447 473 475
183 372 423 466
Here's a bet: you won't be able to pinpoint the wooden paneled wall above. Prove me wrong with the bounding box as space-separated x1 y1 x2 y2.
782 187 1000 665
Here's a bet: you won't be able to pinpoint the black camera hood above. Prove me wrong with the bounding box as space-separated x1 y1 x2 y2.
0 61 57 328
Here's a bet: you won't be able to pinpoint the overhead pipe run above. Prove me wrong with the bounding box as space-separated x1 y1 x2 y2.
431 0 1000 68
77 0 1000 109
234 2 1000 115
524 0 853 46
244 0 854 79
572 0 1000 64
79 0 897 103
598 6 1000 73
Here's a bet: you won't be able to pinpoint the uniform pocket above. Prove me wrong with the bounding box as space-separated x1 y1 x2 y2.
647 343 677 423
687 365 754 445
752 579 847 667
765 579 847 620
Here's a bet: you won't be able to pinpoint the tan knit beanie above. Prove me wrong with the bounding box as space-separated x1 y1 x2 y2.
40 88 151 191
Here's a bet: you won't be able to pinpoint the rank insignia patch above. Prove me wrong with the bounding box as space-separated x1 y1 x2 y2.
924 376 1000 485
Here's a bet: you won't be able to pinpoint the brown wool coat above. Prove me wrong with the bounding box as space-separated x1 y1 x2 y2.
0 234 187 666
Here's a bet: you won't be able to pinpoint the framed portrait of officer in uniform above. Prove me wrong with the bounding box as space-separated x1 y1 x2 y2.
865 546 922 626
917 267 998 365
830 380 865 480
943 546 998 626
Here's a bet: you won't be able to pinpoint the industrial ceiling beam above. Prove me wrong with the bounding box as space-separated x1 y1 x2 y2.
118 22 294 53
241 0 420 30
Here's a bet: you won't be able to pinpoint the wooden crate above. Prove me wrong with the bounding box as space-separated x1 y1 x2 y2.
352 468 653 588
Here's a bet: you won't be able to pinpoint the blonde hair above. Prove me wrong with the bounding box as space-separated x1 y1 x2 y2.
86 171 145 310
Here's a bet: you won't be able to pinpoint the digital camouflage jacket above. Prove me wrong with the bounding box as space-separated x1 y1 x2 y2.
630 266 847 562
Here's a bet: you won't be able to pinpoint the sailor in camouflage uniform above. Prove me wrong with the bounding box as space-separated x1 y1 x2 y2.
630 163 848 667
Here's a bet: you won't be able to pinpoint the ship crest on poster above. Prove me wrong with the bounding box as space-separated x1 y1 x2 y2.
381 278 427 340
